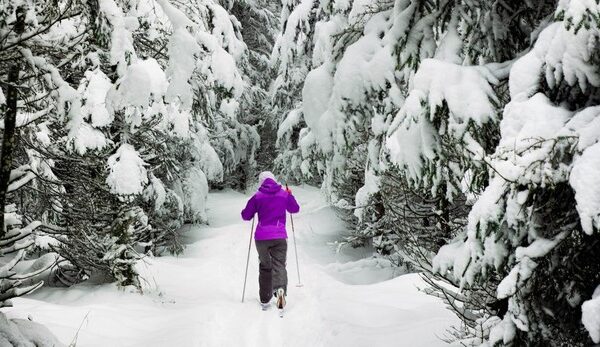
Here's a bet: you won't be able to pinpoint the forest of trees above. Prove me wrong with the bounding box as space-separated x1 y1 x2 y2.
0 0 599 345
0 0 271 341
272 0 600 345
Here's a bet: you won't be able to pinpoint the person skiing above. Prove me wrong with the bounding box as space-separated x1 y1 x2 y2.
241 171 300 312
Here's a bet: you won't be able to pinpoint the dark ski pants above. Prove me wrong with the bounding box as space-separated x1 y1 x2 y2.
255 238 287 303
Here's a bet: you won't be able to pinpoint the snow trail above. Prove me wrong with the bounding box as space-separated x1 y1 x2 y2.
6 185 457 346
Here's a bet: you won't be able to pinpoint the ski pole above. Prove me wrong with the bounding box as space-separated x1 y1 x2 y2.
287 186 303 287
241 215 255 303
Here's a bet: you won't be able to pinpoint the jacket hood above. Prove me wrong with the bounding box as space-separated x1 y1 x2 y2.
258 171 276 185
259 178 282 194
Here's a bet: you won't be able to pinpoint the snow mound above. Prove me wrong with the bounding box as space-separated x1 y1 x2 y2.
583 285 600 343
106 144 148 195
0 312 64 347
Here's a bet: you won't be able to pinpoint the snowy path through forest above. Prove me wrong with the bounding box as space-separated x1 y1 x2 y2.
6 185 458 346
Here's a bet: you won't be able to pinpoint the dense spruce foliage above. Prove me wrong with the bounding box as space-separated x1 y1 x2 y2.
272 0 600 345
0 0 277 298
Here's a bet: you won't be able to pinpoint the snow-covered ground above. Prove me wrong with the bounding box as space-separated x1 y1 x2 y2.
5 185 458 346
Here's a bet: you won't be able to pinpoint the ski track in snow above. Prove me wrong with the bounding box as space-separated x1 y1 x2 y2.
5 186 459 346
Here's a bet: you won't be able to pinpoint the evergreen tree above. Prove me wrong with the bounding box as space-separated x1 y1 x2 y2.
230 0 279 185
0 0 258 288
272 0 600 344
271 0 321 183
431 1 600 344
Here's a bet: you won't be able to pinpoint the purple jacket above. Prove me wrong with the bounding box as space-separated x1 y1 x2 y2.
241 178 300 240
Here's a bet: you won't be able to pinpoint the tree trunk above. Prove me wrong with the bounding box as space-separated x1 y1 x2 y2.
0 7 26 238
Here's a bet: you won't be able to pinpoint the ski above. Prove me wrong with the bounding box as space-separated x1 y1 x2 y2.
278 308 284 318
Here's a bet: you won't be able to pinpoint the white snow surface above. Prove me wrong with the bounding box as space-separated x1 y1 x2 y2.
582 285 600 343
276 108 302 145
386 58 498 184
302 64 333 152
80 69 113 128
570 141 600 235
99 0 137 74
165 27 200 110
354 168 380 222
6 186 458 346
110 59 168 110
106 144 149 195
